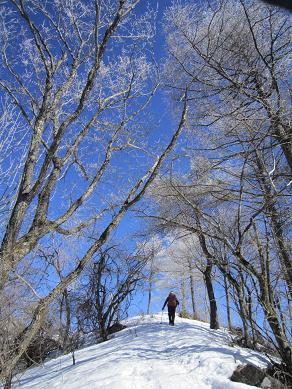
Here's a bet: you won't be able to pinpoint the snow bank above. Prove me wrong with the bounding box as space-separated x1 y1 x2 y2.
6 315 270 389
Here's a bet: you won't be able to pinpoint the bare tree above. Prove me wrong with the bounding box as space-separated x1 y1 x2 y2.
164 0 292 172
38 243 74 354
144 159 291 373
77 244 144 341
162 234 206 320
138 235 163 316
0 1 189 384
0 101 27 223
146 174 220 329
161 1 291 374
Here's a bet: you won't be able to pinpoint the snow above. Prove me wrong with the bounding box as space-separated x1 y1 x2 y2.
7 315 270 389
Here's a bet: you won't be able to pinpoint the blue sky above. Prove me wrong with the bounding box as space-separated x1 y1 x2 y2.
0 0 238 330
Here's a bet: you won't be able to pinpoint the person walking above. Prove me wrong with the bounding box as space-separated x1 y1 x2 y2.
162 291 179 325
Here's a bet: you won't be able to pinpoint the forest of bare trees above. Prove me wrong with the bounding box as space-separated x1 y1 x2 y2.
144 0 292 381
0 0 291 388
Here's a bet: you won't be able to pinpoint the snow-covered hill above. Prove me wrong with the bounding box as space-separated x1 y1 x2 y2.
8 315 270 389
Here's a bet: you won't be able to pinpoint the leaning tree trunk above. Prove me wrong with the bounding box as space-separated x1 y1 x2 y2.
250 207 292 371
265 306 292 375
255 151 292 300
235 288 250 346
234 247 292 373
258 275 292 375
272 119 292 175
218 262 250 344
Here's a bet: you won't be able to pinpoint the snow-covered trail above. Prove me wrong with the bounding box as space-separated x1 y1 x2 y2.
8 315 270 389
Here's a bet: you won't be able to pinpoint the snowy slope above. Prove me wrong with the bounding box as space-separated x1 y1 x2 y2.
7 315 270 389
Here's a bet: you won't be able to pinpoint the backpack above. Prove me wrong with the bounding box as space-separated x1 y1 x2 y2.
168 293 177 307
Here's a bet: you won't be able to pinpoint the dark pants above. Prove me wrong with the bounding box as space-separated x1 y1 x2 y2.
168 306 176 325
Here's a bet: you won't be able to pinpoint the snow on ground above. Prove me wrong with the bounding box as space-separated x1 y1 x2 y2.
7 315 271 389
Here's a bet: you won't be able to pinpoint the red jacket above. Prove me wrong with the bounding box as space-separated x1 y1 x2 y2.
162 294 179 310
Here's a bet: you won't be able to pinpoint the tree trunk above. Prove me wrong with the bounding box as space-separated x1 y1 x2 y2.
147 279 152 316
223 273 232 330
71 349 76 366
189 271 197 319
147 256 154 316
247 290 257 348
232 245 292 370
237 267 251 346
99 319 108 341
236 291 250 346
258 276 292 374
204 263 219 330
273 121 292 174
270 208 292 299
4 372 12 389
193 215 219 329
255 151 292 299
266 308 292 375
62 288 71 352
220 264 250 345
180 277 187 316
